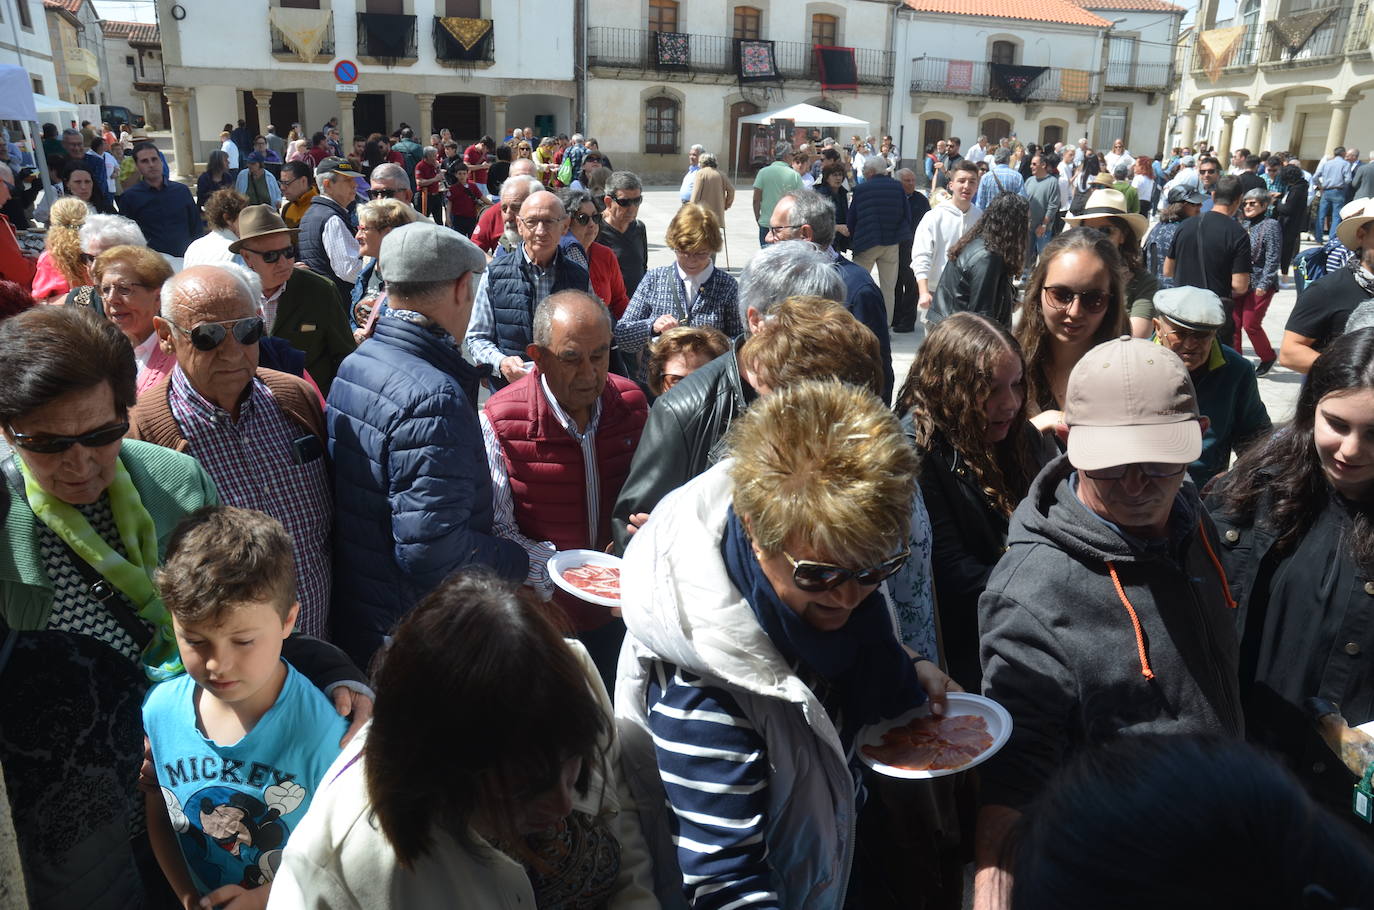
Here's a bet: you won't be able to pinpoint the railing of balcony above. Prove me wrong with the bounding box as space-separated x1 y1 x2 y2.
586 27 893 85
1349 2 1373 53
1263 2 1352 63
909 57 1101 104
1190 22 1263 71
270 22 336 60
357 13 417 61
1104 60 1171 90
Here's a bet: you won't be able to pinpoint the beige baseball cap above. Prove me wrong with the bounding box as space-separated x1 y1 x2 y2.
1064 336 1202 471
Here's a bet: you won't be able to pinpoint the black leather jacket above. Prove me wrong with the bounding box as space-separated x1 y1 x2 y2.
927 237 1014 328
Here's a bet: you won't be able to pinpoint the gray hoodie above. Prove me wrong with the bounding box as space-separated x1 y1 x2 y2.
978 454 1243 810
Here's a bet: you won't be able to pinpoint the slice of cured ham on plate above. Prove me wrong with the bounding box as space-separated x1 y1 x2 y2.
858 692 1013 779
548 549 624 609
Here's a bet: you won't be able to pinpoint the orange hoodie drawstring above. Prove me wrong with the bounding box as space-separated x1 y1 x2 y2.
1105 519 1238 682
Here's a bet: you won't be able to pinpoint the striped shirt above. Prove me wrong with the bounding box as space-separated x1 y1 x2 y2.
645 660 862 910
480 374 603 597
167 367 333 636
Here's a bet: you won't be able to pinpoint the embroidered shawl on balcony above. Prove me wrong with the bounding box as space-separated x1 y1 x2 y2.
1268 8 1335 58
656 31 690 70
1198 25 1247 82
437 17 492 61
989 63 1047 103
815 45 858 92
738 39 779 83
269 7 332 63
944 60 974 92
360 12 413 62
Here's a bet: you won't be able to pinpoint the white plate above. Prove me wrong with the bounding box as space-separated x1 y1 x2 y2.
1357 721 1374 737
857 692 1013 780
547 549 623 608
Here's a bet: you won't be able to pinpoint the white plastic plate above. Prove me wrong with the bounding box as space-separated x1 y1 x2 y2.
857 692 1013 779
547 549 623 608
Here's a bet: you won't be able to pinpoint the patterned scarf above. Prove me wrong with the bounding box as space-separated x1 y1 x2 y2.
17 455 182 681
1350 257 1374 297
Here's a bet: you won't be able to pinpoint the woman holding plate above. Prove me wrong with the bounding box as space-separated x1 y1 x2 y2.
616 379 959 910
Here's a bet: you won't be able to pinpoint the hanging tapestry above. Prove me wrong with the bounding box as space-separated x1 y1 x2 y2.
738 39 779 83
656 31 690 70
436 17 492 61
359 13 414 62
814 45 858 92
268 7 332 62
1197 26 1247 82
1059 68 1092 102
945 59 974 92
989 64 1048 103
1268 8 1335 57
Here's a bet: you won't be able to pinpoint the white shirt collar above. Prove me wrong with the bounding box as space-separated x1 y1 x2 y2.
677 262 714 300
132 331 159 376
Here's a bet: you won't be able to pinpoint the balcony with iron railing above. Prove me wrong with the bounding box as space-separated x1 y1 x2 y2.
909 57 1101 105
1104 60 1172 91
1262 2 1354 66
586 26 893 86
270 18 336 64
357 12 418 65
433 17 495 66
1190 22 1264 72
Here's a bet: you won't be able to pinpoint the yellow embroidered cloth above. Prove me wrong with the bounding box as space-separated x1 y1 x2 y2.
1198 26 1246 82
439 16 492 51
269 7 332 62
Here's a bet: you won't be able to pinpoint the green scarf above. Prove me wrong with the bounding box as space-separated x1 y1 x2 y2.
18 454 183 681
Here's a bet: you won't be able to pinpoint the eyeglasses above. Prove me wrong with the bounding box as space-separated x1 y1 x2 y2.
1042 285 1111 314
782 548 911 593
7 420 128 454
571 211 597 226
517 145 532 151
99 281 151 298
1157 325 1214 348
609 195 642 207
674 248 712 260
1083 462 1188 481
368 188 399 199
766 222 804 238
166 315 265 351
519 216 564 232
1199 168 1219 175
243 244 298 264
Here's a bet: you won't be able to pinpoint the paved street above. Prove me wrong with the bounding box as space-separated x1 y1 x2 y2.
635 184 1305 424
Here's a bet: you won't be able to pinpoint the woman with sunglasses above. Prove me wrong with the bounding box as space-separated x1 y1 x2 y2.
615 203 739 385
1063 187 1156 337
1016 227 1128 436
1235 187 1282 373
559 187 628 318
91 244 175 395
618 379 958 910
1208 327 1374 826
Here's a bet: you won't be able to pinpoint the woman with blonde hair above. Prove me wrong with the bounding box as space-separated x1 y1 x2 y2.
614 203 740 384
1015 227 1128 434
30 197 90 302
350 197 421 338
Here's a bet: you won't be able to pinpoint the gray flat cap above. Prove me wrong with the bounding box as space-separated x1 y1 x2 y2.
379 222 486 283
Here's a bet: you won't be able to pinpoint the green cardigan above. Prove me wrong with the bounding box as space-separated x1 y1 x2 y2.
0 439 219 631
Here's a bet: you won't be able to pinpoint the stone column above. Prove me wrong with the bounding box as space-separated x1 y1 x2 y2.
251 89 274 137
163 86 195 182
1177 107 1200 149
491 94 508 135
1325 99 1356 155
338 93 356 152
415 92 436 140
1218 109 1238 162
1245 105 1270 154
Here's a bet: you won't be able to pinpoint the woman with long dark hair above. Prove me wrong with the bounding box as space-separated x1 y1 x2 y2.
1065 187 1157 337
928 192 1028 327
195 150 234 209
1273 163 1309 278
1015 227 1128 434
895 313 1055 691
1209 327 1374 826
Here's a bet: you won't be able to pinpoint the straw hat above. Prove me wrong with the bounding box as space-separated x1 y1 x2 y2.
1337 197 1374 250
1064 188 1149 244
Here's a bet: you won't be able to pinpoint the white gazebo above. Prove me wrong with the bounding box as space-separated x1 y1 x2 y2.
734 102 871 180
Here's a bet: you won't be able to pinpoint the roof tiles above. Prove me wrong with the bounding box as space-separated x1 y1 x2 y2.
903 0 1114 29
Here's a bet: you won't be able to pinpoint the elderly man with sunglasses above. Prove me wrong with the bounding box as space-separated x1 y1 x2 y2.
128 265 334 637
232 205 355 394
973 337 1242 910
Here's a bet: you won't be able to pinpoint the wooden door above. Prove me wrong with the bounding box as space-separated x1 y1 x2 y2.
729 100 759 175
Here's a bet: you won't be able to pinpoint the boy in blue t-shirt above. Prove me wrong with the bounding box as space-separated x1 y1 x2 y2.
143 506 345 909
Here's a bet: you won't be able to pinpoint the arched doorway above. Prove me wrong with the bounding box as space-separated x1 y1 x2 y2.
729 100 760 175
981 116 1012 143
1041 123 1064 147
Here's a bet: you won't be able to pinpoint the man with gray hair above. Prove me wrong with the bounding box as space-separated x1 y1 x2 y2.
848 155 911 323
680 143 705 203
298 156 365 308
974 146 1025 209
753 141 804 246
327 222 528 666
598 170 649 294
473 170 539 256
367 162 413 208
767 189 894 399
481 289 648 686
130 264 334 637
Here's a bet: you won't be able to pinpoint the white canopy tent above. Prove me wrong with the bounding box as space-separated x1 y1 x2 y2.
32 93 79 125
733 102 871 181
0 65 63 202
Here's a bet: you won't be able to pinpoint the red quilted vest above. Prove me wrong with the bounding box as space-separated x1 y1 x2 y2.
485 369 647 630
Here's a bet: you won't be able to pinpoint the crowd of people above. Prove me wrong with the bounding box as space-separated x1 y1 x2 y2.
0 112 1372 910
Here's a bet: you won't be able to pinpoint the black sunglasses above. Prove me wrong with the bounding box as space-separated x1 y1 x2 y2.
167 315 265 351
368 188 399 199
571 211 596 226
245 244 297 264
1043 285 1111 314
783 548 911 593
7 420 129 454
609 195 642 207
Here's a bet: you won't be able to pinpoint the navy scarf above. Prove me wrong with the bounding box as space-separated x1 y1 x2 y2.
720 507 925 740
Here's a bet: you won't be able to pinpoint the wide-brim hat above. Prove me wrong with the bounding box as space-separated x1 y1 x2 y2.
229 204 298 253
1337 197 1374 250
1064 188 1149 243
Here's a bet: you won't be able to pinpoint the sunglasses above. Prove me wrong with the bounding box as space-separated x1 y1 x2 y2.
368 188 399 199
244 244 298 264
609 195 643 207
7 420 128 454
571 211 596 226
167 315 265 351
783 548 911 593
1043 285 1111 314
1083 462 1188 481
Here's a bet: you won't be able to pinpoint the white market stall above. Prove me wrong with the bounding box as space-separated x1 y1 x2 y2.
0 64 64 192
733 102 871 181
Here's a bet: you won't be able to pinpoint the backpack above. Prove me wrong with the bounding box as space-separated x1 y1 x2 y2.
1294 244 1329 285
